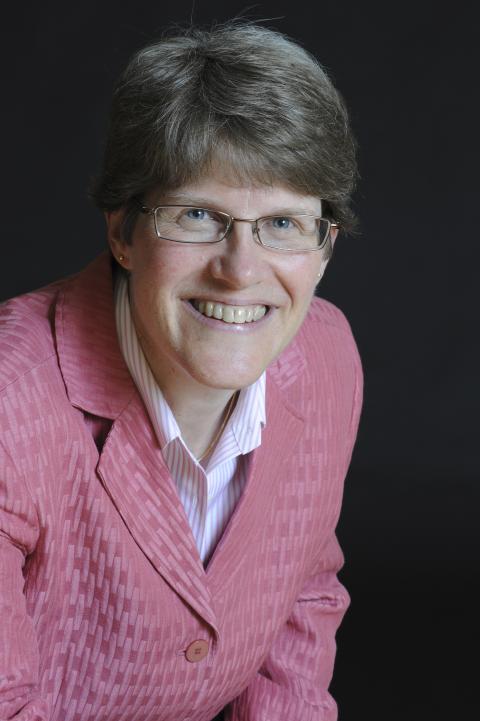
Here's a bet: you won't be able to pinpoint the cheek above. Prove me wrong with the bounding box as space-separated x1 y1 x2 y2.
127 265 172 341
128 250 202 337
135 244 213 286
281 258 321 305
130 252 181 302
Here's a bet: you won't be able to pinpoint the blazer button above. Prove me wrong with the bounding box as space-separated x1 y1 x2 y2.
185 639 209 662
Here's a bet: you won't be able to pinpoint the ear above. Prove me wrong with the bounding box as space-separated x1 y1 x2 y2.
316 226 338 284
330 224 339 249
316 257 329 283
105 209 132 270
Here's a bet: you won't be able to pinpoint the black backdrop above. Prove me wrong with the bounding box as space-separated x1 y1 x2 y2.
3 1 478 718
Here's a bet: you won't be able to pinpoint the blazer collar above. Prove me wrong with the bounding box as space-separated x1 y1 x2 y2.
55 251 136 419
95 368 305 636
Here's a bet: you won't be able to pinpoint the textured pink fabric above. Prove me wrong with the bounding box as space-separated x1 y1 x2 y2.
0 252 363 721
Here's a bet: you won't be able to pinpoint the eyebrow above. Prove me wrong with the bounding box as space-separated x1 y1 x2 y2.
156 193 320 216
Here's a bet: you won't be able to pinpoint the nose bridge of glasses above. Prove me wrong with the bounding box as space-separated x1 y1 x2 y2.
227 216 260 238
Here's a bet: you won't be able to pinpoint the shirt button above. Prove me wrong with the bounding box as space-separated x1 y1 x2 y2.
185 639 209 662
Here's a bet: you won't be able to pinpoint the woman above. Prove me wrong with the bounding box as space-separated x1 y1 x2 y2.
0 22 362 721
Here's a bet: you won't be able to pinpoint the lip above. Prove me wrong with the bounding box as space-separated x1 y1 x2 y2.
183 299 274 332
187 296 277 308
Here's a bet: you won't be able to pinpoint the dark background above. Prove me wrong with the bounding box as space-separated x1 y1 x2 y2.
3 1 478 718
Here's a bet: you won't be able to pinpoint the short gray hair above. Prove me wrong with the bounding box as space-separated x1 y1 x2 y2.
90 21 358 239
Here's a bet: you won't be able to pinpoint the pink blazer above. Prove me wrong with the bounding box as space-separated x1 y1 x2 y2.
0 252 362 721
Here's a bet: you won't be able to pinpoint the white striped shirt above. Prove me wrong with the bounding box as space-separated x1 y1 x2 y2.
114 270 266 564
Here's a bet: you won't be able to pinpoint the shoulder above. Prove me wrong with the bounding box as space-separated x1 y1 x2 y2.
0 277 68 391
268 295 363 430
303 295 357 341
295 296 361 377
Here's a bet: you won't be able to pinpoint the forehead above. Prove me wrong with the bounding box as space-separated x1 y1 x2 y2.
152 172 322 216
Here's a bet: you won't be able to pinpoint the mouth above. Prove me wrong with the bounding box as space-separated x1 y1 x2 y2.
190 300 269 324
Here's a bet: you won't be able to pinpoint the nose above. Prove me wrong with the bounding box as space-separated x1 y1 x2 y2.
207 219 267 289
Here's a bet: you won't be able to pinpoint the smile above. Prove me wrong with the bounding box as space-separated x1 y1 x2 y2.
191 300 268 324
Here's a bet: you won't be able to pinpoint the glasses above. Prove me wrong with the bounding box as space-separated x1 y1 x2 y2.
137 202 339 253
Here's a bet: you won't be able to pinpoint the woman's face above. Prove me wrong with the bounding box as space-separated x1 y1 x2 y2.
107 172 336 395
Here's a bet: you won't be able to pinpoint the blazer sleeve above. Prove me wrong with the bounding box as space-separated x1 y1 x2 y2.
0 442 49 720
224 534 349 721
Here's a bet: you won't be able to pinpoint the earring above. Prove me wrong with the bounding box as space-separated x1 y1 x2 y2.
118 254 125 262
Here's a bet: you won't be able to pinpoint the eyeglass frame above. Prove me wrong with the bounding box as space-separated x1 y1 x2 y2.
135 199 340 253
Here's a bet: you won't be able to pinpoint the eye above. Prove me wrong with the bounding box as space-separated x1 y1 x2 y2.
271 216 294 230
175 207 227 238
185 208 209 221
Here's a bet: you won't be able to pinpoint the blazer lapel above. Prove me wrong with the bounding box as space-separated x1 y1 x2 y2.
207 374 305 593
96 394 218 633
55 252 218 633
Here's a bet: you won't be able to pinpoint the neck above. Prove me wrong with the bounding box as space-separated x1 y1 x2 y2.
137 336 238 461
167 383 238 461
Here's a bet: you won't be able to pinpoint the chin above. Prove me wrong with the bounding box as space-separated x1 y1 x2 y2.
181 344 271 390
192 364 266 392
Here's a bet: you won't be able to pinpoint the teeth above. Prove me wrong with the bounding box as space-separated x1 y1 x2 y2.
234 307 246 323
193 300 267 324
213 303 224 320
